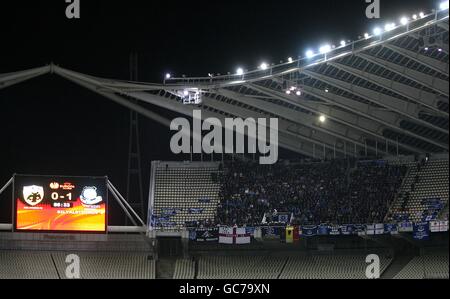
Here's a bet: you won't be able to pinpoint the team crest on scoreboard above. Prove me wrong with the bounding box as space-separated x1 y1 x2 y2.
80 186 103 206
23 185 44 206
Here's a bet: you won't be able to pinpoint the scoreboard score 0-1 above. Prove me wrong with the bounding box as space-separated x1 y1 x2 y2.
14 175 107 233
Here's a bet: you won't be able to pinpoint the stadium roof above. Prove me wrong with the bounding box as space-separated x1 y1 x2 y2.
1 8 448 159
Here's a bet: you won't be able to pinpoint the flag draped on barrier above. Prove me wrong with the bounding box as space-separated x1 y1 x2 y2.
190 228 219 242
219 226 251 244
413 222 430 240
188 219 448 244
430 220 449 232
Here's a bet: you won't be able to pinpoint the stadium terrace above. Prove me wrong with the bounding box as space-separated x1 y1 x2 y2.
0 1 448 281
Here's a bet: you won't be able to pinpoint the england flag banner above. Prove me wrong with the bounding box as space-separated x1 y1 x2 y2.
219 226 251 244
366 224 384 235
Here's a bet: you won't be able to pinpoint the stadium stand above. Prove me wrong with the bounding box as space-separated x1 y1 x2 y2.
280 254 393 279
53 252 155 279
173 258 196 279
388 159 449 223
0 251 155 279
0 251 59 279
151 162 222 229
195 254 396 279
217 160 406 226
197 256 285 279
394 252 449 279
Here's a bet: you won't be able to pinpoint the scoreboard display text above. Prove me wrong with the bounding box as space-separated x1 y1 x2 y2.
14 175 107 233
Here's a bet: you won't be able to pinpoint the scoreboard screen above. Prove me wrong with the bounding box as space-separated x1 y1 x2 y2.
14 175 107 233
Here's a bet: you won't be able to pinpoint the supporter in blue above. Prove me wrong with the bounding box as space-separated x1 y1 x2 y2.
216 159 406 226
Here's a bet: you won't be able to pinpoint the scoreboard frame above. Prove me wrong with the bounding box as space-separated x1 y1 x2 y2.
12 174 109 234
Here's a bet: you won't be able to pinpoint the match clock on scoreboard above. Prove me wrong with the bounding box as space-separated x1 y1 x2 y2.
13 175 108 233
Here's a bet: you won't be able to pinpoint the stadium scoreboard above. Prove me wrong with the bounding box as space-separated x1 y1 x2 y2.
13 175 107 233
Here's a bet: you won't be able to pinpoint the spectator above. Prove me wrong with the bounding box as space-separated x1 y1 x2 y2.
215 159 406 226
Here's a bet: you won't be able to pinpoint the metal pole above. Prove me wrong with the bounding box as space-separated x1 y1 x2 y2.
365 140 368 157
354 143 357 158
0 177 14 197
397 137 399 157
107 184 140 228
386 139 388 156
108 181 147 227
107 183 152 250
334 143 336 159
323 143 326 160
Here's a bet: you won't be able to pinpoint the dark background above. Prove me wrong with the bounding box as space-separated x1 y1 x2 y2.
0 0 438 223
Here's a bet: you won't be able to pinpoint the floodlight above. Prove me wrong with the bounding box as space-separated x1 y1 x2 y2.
260 63 268 70
373 27 382 36
319 44 331 54
385 23 395 31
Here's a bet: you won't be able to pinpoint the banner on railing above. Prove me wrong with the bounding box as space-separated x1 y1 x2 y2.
300 225 318 237
413 222 430 240
398 221 414 232
366 224 385 235
219 226 251 244
329 225 341 235
340 224 355 235
261 226 283 238
384 223 399 235
187 220 446 244
190 228 219 242
318 224 330 235
430 221 449 232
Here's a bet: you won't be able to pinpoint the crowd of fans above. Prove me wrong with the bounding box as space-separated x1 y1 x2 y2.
214 159 407 227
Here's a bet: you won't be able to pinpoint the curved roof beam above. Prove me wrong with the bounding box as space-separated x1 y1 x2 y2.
384 44 449 76
0 66 51 90
274 76 447 151
53 66 344 158
214 88 387 154
356 52 449 98
245 82 425 154
328 61 449 118
302 70 449 149
200 93 355 156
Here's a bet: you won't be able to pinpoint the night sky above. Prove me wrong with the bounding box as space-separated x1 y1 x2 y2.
0 0 438 223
